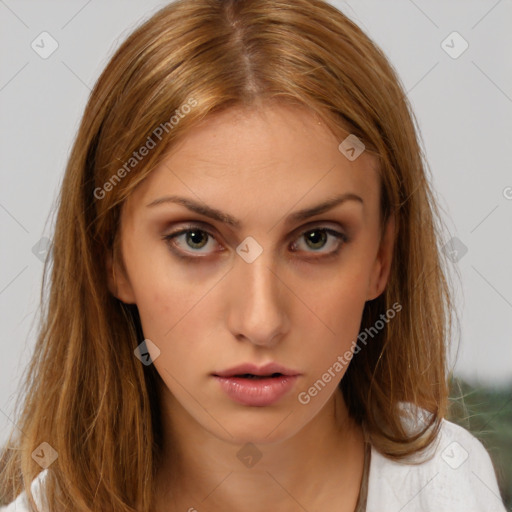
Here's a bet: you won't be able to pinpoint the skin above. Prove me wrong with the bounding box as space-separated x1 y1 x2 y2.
108 102 395 512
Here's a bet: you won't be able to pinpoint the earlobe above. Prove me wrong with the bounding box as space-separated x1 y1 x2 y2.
367 214 395 301
106 248 136 304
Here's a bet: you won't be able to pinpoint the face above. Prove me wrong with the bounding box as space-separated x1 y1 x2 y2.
109 102 394 445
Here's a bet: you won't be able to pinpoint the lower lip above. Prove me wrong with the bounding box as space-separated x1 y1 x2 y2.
213 375 299 406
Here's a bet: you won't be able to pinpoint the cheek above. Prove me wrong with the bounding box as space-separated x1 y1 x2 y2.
308 267 369 356
128 259 221 357
136 289 175 340
135 278 204 345
121 242 181 339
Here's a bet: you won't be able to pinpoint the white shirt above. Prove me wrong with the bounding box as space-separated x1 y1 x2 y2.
0 419 506 511
365 419 506 511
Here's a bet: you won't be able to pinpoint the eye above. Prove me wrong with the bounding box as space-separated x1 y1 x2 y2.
163 224 347 260
163 225 221 258
290 227 347 257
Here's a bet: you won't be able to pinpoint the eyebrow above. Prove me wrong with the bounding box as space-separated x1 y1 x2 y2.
146 192 363 228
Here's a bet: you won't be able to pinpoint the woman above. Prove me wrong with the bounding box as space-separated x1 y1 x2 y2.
0 0 506 510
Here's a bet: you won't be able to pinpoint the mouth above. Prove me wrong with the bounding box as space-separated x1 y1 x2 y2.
211 364 301 406
212 362 300 379
231 372 285 379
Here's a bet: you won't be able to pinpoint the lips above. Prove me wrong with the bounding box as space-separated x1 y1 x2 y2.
230 373 283 379
212 363 301 406
212 362 300 378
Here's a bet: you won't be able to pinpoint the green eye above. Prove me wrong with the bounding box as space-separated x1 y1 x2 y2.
304 229 328 250
182 230 209 250
291 228 346 255
163 225 347 260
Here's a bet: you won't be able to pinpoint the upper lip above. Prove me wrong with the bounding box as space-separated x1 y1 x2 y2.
212 363 301 378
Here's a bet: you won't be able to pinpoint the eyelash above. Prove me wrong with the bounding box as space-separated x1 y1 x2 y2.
162 223 348 262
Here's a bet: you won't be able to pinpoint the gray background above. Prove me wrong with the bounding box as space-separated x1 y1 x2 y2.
1 0 511 445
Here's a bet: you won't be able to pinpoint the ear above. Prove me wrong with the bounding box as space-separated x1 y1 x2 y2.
106 248 136 304
366 213 395 301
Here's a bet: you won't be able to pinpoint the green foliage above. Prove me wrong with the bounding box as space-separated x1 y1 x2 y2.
447 375 512 509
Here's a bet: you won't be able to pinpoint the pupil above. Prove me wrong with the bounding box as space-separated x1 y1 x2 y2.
187 231 207 249
306 230 326 250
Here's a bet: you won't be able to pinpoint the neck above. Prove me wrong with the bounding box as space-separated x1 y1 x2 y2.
154 386 365 512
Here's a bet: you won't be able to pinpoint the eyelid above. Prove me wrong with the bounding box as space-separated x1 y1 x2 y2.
288 219 348 238
164 218 348 239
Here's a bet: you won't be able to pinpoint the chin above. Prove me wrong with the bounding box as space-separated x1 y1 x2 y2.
203 406 310 446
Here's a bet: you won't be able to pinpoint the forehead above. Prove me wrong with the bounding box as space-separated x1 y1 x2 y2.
123 103 381 222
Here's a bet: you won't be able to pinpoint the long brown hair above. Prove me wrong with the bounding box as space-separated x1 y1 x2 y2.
0 0 457 510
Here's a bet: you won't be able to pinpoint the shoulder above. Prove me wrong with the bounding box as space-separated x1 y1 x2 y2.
0 469 48 512
366 416 507 512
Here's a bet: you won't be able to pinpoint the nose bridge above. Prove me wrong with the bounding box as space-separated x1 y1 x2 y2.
227 243 287 345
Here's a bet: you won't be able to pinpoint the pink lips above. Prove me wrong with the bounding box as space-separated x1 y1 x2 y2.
212 363 301 407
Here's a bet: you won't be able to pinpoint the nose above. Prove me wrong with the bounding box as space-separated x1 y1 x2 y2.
226 248 289 348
